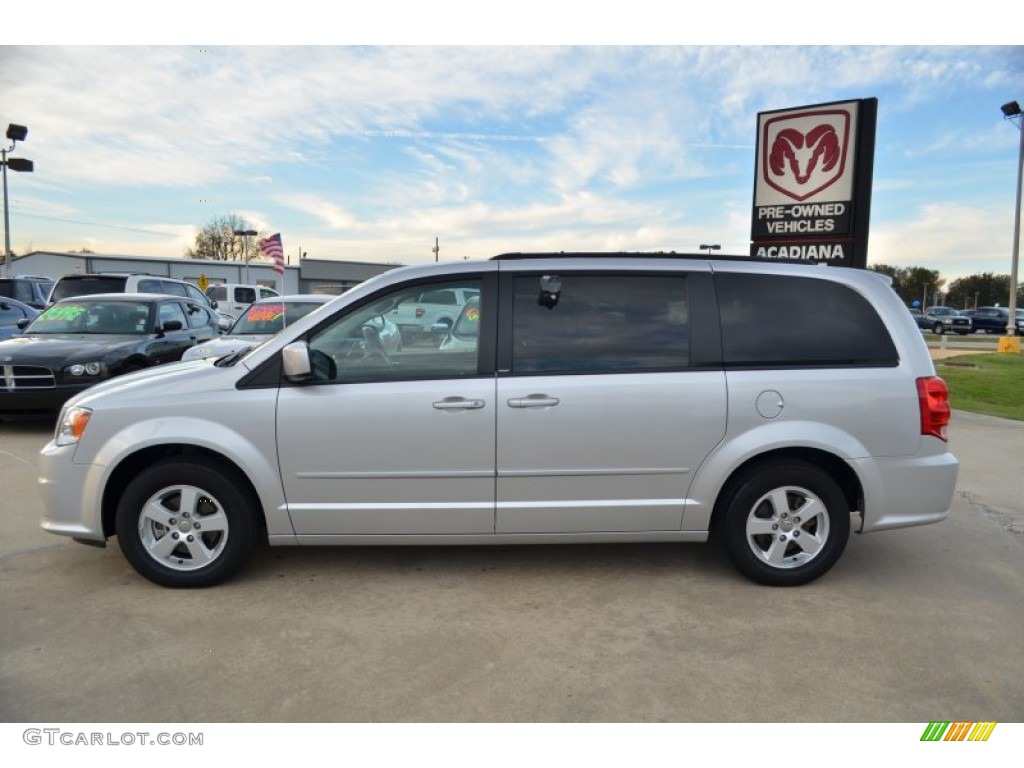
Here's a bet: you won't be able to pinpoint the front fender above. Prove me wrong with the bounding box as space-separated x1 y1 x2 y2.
74 402 291 539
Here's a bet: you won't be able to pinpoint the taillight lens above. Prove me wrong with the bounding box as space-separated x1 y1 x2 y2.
917 376 950 441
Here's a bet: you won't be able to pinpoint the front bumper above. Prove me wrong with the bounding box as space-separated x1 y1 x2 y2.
0 384 92 415
38 439 107 543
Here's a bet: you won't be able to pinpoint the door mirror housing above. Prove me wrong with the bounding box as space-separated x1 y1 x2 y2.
282 341 313 380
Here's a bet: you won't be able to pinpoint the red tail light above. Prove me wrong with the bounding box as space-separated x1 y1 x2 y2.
917 376 951 441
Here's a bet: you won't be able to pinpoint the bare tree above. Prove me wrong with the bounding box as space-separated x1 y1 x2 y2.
184 214 264 261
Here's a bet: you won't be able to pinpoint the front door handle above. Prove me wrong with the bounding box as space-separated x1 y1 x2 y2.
507 394 560 409
433 397 485 411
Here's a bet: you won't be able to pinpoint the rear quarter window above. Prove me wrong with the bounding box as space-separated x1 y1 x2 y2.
716 273 898 367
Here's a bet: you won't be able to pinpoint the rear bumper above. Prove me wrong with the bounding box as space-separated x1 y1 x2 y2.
854 450 959 533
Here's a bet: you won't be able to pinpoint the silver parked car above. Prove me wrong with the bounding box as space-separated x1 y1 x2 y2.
39 254 958 588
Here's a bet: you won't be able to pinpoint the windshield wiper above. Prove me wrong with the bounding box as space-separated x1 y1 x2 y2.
213 345 254 367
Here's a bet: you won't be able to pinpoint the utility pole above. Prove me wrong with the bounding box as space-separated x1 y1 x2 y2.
432 237 440 262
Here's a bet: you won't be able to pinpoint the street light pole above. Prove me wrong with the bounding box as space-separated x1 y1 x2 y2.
2 123 33 279
232 228 257 284
1000 101 1023 347
2 147 10 278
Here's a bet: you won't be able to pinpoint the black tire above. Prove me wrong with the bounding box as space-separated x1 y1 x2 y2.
115 458 260 588
717 460 850 587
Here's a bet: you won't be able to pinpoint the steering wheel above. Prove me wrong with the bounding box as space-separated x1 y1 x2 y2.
361 324 392 366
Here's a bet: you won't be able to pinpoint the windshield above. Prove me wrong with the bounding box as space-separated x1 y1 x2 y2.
28 300 151 335
229 301 326 335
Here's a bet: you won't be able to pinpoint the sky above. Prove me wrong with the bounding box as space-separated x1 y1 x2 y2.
2 10 1022 286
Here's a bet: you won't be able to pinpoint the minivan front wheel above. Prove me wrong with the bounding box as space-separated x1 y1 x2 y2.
115 458 259 588
718 460 850 586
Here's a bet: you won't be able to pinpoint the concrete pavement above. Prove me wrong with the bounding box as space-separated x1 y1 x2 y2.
0 411 1021 723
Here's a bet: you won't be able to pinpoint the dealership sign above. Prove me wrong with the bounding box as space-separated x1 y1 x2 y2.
751 98 877 268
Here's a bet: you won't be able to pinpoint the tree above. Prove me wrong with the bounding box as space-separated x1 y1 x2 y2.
868 264 943 306
945 273 1012 310
184 214 264 261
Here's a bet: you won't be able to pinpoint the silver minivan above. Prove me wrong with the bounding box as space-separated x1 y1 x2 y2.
39 254 958 588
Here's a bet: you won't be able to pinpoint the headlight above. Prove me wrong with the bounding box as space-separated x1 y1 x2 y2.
64 361 107 378
55 406 93 446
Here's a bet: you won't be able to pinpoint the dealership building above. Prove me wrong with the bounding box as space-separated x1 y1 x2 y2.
5 251 401 295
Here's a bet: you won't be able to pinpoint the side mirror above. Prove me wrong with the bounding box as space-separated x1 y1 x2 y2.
160 320 184 333
282 341 313 380
17 318 31 329
283 341 337 381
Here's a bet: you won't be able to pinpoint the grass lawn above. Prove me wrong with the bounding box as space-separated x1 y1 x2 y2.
935 352 1024 421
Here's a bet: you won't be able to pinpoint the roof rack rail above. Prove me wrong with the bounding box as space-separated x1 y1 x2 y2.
490 251 828 265
492 251 702 261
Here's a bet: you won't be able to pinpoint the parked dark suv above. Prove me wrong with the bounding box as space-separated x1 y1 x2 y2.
0 275 54 309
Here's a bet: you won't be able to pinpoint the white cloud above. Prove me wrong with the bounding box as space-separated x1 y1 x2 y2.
869 202 1013 281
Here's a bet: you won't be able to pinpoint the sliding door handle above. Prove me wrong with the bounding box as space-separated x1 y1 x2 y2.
507 394 560 409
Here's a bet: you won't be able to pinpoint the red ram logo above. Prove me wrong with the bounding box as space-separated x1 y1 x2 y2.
769 125 840 185
761 110 851 201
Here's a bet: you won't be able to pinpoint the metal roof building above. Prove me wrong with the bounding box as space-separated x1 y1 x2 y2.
6 251 401 295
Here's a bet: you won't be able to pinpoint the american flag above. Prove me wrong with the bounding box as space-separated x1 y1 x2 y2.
259 233 285 276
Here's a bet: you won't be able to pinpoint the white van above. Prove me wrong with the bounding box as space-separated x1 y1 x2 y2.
204 283 280 321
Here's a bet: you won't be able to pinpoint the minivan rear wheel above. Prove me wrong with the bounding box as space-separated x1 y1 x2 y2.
115 458 259 588
718 460 850 586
